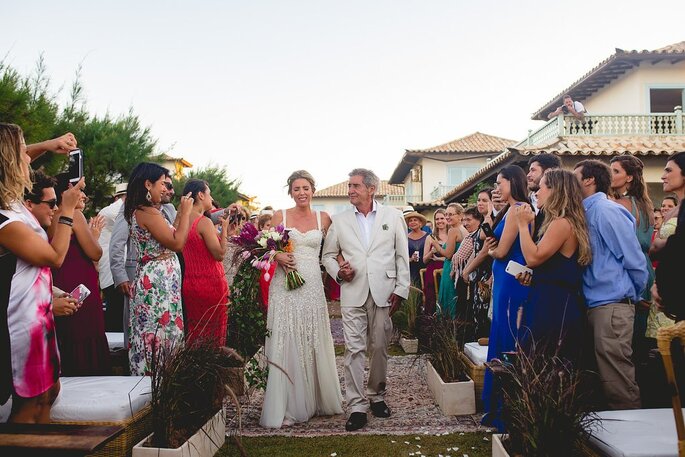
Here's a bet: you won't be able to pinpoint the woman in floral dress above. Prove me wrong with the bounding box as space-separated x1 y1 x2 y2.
124 163 193 375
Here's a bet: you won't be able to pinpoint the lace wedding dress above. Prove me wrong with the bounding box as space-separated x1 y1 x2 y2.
259 211 343 428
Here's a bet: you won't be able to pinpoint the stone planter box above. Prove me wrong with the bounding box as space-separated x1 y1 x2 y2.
426 360 475 416
399 336 419 354
132 410 225 457
492 434 510 457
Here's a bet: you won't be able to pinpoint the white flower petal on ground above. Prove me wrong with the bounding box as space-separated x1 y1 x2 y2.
330 453 337 457
483 437 489 441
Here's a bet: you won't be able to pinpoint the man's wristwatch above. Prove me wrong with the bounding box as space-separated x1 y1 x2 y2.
335 272 343 283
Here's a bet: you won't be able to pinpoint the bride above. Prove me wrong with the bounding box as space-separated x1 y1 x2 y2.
259 170 343 428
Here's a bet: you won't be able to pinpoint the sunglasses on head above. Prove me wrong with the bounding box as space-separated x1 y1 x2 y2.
38 199 58 209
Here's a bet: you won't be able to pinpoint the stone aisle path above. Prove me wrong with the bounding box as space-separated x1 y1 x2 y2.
226 304 486 437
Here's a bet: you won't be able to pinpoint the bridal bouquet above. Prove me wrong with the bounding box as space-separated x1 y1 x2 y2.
231 223 306 290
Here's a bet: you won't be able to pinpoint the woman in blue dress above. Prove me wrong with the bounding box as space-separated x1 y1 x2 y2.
512 169 591 363
430 203 466 318
481 165 531 430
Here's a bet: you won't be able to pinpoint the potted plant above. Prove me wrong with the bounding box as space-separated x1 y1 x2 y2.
132 339 243 457
425 318 475 415
488 347 600 457
393 286 423 354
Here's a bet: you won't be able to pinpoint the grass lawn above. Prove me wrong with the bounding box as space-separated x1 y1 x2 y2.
219 432 491 456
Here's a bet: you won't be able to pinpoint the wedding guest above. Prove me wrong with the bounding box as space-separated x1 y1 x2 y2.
461 188 495 339
181 179 230 346
422 209 448 314
526 153 561 240
49 174 111 376
481 164 531 430
257 213 276 309
452 207 483 333
110 174 177 346
406 211 429 287
431 203 466 318
0 123 83 423
659 195 679 239
574 159 647 410
124 162 193 375
97 183 127 332
610 156 654 345
222 203 248 290
652 151 685 322
513 169 591 361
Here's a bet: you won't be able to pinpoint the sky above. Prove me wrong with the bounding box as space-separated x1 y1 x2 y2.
4 1 684 209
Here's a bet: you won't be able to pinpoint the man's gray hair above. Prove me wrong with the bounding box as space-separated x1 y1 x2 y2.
349 168 380 193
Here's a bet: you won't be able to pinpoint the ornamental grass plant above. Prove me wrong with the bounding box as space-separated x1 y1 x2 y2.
426 318 470 382
489 346 600 457
391 286 422 339
148 337 243 449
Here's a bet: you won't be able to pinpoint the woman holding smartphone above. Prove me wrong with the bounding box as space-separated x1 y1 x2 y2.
0 123 83 423
49 174 111 376
481 165 530 431
512 169 590 361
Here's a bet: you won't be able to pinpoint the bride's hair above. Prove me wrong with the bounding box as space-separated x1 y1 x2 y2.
287 170 316 195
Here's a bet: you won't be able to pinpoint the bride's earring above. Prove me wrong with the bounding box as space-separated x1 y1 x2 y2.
146 190 152 202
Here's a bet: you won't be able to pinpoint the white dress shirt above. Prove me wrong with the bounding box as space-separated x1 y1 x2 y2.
97 199 124 289
354 200 378 248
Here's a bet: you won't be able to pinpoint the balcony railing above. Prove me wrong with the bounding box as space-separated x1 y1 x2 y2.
430 185 453 201
515 106 684 148
382 194 423 206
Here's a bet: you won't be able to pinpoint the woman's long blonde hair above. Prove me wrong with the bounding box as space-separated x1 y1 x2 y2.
432 208 449 240
0 123 30 210
538 169 592 266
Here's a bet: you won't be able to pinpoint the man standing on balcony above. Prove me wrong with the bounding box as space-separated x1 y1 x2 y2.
548 94 586 121
573 159 647 410
526 153 561 240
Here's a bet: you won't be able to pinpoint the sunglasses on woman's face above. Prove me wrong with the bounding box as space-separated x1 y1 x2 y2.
38 199 58 209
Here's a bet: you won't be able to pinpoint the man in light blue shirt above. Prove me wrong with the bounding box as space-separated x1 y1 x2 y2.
574 159 647 410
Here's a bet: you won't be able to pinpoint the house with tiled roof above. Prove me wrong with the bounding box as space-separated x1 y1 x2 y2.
312 180 405 215
444 40 685 204
387 132 516 212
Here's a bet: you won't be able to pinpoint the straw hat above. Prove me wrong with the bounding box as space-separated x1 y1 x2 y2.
113 183 128 197
403 211 427 225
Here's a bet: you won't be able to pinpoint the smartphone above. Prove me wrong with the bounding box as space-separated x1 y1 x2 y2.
481 222 495 238
505 260 533 278
68 149 83 183
69 284 91 304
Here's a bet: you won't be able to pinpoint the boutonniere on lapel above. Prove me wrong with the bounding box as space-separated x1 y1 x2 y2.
382 224 388 231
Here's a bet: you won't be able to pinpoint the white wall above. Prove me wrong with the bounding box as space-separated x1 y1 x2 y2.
419 157 490 198
311 196 352 215
585 61 685 114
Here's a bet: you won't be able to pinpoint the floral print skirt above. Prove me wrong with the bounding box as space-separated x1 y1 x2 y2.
128 256 184 375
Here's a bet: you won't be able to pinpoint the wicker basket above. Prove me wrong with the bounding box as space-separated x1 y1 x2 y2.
459 352 485 401
52 405 152 457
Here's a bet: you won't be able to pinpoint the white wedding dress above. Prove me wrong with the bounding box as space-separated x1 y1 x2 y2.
259 211 343 428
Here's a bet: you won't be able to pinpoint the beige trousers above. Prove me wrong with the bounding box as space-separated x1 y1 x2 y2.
341 292 393 414
587 302 641 410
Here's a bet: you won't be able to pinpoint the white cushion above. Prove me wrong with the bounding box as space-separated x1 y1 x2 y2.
106 332 126 350
51 376 151 423
464 342 488 365
588 408 682 457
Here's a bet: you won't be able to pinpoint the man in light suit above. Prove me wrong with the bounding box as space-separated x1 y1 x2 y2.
322 168 410 431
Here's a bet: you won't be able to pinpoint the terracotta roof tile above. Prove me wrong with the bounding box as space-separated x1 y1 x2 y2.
314 180 404 198
407 132 516 154
515 135 685 156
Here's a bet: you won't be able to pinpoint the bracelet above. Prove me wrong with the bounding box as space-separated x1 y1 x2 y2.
58 216 74 227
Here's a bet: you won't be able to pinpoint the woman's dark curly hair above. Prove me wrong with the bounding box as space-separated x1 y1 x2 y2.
124 162 170 223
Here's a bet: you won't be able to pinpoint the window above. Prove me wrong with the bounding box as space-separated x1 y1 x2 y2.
447 165 480 187
411 166 422 182
650 88 684 113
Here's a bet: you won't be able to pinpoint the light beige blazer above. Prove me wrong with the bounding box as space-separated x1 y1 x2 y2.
322 203 410 307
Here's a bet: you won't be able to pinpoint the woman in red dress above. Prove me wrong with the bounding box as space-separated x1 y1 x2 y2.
181 179 230 346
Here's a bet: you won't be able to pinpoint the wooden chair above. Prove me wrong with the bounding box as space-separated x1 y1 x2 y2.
657 320 685 457
433 268 442 299
419 268 427 293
